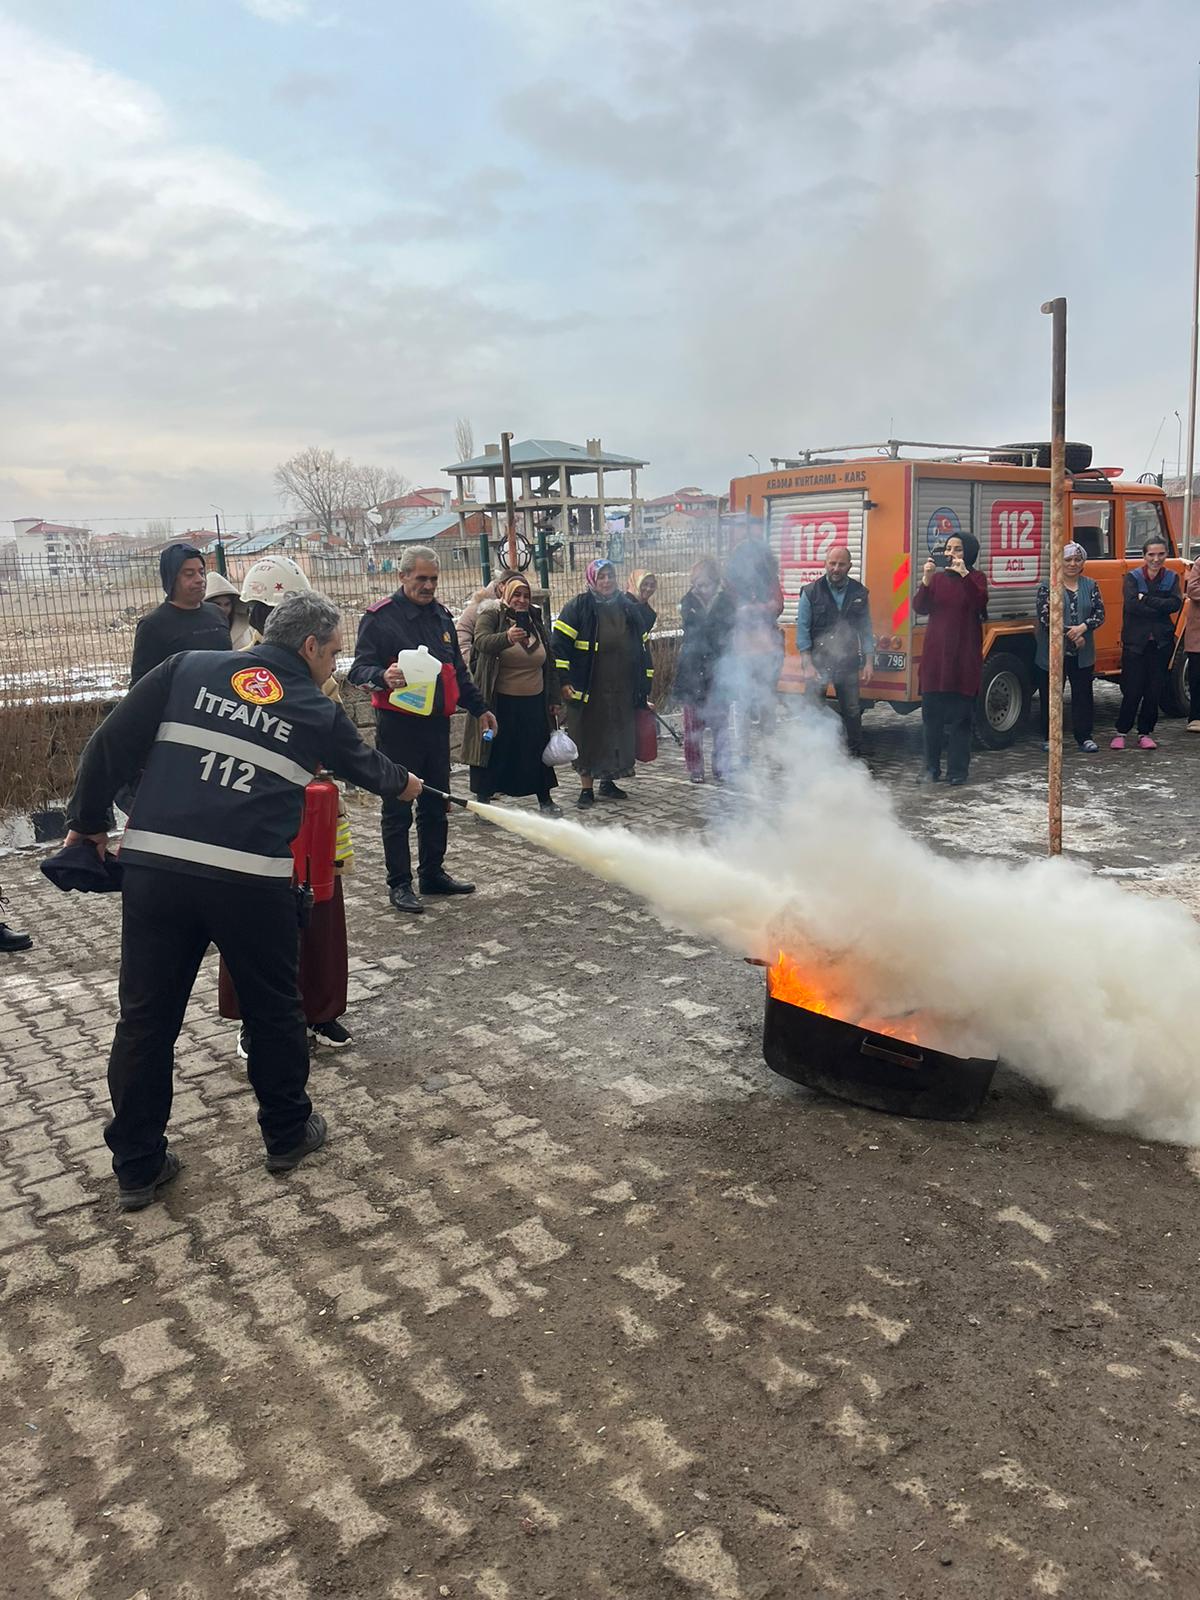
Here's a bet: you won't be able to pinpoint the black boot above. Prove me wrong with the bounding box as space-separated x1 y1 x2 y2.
0 920 32 953
598 780 628 799
389 884 425 914
419 870 475 896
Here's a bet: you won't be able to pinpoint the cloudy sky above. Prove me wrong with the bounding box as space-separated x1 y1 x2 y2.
1 0 1198 532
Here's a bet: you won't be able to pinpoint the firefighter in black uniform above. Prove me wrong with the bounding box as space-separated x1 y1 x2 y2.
348 544 498 914
63 592 423 1212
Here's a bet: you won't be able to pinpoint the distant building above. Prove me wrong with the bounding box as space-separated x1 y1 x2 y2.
1164 474 1200 555
641 488 725 542
377 488 453 527
12 518 92 574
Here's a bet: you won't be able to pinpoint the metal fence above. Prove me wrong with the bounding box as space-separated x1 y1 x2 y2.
1 533 734 698
0 531 734 810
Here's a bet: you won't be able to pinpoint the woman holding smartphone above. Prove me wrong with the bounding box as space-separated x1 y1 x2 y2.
915 533 989 786
465 576 562 813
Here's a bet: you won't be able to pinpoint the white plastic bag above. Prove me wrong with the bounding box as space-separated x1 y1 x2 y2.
542 729 579 767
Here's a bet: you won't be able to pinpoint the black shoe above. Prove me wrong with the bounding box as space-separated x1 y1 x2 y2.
389 884 425 914
266 1112 328 1173
918 769 941 783
117 1151 182 1213
598 780 628 799
419 871 475 896
310 1018 351 1049
577 789 595 809
946 775 967 787
538 800 561 816
0 922 32 953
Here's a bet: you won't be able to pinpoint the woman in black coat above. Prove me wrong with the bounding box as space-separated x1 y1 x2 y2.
676 559 735 783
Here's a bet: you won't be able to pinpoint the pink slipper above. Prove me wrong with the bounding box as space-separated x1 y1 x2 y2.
1138 735 1157 750
1109 735 1126 750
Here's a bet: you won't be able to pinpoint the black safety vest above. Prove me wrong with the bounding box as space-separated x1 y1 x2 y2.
804 576 872 674
121 645 335 884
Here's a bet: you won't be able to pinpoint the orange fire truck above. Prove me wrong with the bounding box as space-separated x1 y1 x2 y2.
727 440 1188 746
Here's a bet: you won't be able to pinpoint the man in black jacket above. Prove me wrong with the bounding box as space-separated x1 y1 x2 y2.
64 591 422 1212
349 545 497 913
129 542 232 684
795 545 874 756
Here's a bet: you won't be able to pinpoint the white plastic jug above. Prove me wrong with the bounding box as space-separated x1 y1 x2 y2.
389 644 441 715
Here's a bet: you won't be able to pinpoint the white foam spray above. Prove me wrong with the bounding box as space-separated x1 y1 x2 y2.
469 714 1200 1144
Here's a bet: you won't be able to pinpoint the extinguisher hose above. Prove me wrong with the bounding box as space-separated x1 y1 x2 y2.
417 782 471 810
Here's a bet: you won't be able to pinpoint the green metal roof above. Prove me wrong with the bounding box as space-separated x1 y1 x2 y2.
445 438 647 475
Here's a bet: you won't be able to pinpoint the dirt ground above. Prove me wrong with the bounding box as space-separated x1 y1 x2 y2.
2 692 1200 1599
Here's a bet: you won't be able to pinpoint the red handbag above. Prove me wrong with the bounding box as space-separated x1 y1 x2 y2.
635 708 658 764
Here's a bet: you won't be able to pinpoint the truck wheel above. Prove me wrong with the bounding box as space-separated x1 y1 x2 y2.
992 441 1093 473
1163 648 1188 717
975 651 1031 748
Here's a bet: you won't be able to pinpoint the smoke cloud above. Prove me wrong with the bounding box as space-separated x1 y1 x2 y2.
470 712 1200 1145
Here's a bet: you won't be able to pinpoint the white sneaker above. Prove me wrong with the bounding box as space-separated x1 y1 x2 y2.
236 1026 248 1060
1188 721 1200 732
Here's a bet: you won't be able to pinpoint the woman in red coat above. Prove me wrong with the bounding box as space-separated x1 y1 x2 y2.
914 533 988 786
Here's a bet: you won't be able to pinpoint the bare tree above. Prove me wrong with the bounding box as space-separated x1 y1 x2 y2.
455 416 476 501
275 446 357 543
350 463 411 544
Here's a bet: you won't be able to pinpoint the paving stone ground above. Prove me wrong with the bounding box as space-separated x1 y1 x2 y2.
2 693 1200 1599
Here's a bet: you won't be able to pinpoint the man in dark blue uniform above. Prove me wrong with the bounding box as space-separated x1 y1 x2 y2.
63 592 422 1211
349 545 497 914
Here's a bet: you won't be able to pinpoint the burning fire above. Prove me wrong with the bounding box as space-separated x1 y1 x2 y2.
766 950 830 1014
766 950 922 1045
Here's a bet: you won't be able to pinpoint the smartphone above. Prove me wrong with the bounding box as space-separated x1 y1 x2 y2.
931 552 950 569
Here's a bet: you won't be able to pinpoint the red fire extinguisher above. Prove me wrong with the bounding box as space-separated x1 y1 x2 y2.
290 778 338 904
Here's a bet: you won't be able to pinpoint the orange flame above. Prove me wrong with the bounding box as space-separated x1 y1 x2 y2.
766 950 830 1014
766 950 923 1046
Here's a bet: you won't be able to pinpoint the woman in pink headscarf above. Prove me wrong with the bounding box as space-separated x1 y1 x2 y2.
551 560 655 809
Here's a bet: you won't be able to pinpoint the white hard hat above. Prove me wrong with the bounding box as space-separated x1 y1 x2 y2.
239 554 311 606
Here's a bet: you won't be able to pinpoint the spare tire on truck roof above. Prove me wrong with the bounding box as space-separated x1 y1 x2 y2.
990 442 1094 473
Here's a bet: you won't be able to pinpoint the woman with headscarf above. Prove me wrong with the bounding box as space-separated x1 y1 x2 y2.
1034 541 1104 753
204 570 256 650
676 558 736 783
626 570 659 633
552 559 654 808
723 537 785 759
915 532 989 786
455 568 518 661
464 576 562 814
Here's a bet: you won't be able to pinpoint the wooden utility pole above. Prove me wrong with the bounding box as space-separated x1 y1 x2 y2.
1041 297 1067 856
1183 69 1200 559
500 432 518 572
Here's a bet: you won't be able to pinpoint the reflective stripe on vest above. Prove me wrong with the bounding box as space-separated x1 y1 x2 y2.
121 829 296 878
155 721 312 787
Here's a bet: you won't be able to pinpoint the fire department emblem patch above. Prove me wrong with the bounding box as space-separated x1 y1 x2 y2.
231 666 284 705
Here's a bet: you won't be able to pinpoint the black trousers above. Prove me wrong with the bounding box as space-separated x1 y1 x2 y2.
376 712 451 887
106 866 311 1188
921 691 973 781
1116 642 1167 736
1187 651 1200 721
800 671 863 754
1035 659 1095 742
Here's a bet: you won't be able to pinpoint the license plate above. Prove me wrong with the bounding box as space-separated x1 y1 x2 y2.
873 651 907 673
